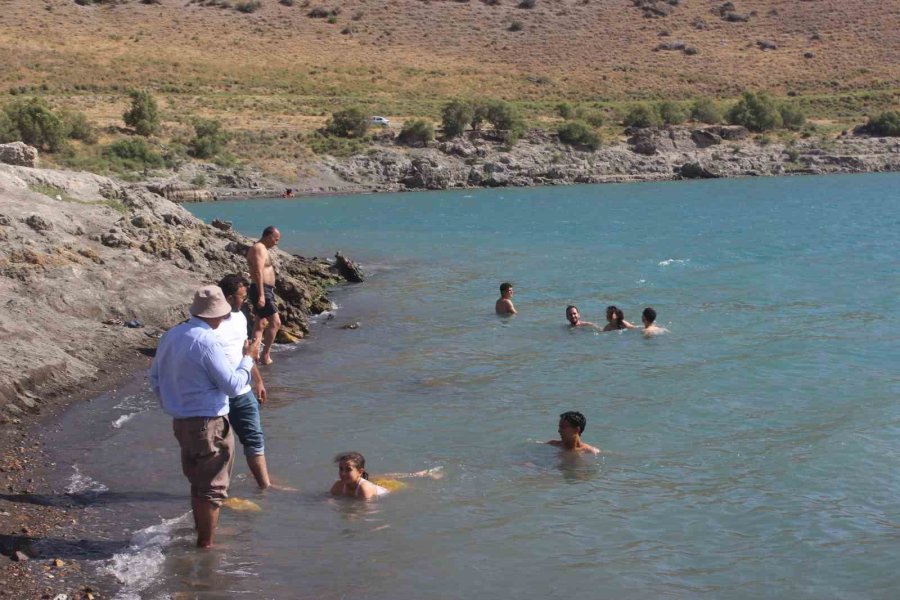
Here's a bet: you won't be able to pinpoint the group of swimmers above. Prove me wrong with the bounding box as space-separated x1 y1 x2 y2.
496 282 669 336
330 411 599 500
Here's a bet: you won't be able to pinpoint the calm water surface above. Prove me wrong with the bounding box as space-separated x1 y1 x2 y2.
61 175 900 599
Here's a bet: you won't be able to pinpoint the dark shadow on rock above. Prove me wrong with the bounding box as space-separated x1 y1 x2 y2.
0 533 129 560
137 347 156 357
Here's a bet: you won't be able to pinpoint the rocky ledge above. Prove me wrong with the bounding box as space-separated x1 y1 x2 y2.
0 163 358 430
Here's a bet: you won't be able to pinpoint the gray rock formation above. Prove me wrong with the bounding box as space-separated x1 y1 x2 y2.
0 142 39 168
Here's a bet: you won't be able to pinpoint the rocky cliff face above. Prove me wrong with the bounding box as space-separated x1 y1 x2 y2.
307 128 900 195
0 164 352 426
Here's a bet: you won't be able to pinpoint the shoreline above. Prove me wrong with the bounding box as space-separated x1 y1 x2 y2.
0 162 360 598
155 127 900 203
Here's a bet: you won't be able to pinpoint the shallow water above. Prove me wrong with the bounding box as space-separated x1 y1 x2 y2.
57 174 900 598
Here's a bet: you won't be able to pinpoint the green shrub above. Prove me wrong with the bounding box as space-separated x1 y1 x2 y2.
279 0 294 5
556 102 575 119
726 91 782 132
62 110 97 144
441 99 474 138
103 138 165 170
864 111 900 136
123 89 160 136
188 118 231 158
397 119 434 146
324 107 369 138
690 97 723 124
307 6 330 17
0 97 67 152
779 104 806 130
484 100 525 143
508 21 523 31
191 173 208 187
557 120 601 151
574 106 604 127
658 101 687 125
623 103 662 128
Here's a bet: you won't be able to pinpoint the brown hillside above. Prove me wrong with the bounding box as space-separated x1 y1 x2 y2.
2 0 898 103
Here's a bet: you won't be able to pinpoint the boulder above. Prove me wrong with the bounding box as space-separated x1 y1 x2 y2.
145 181 214 203
691 129 722 148
709 125 749 141
210 218 233 231
0 142 39 168
403 158 452 190
333 251 364 283
678 162 718 179
24 214 53 232
655 41 686 51
756 40 777 51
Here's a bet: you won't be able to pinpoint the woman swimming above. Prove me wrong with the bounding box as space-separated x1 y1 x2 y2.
330 452 442 500
602 306 637 331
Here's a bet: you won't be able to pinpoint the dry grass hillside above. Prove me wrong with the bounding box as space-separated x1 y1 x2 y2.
1 0 898 174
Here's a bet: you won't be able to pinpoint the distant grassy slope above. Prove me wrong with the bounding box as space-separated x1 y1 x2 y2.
1 0 898 175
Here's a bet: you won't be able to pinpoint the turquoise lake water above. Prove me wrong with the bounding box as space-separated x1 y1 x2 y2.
61 174 900 598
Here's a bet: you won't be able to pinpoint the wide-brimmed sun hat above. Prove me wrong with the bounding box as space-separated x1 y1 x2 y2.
189 285 232 319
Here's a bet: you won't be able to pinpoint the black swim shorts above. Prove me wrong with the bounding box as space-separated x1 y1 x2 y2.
248 283 278 318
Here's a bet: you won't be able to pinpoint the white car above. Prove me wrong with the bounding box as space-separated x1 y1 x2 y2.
370 116 390 126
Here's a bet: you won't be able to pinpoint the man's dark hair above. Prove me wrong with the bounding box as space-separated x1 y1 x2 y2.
262 225 278 238
566 305 577 313
500 282 513 294
642 307 657 324
560 411 587 434
218 274 249 298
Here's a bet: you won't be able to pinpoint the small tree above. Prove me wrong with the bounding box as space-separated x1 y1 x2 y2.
690 97 723 124
189 118 231 158
441 99 473 138
1 97 67 152
397 119 434 147
658 101 687 125
484 100 525 143
557 120 601 151
324 107 369 138
103 138 165 170
726 91 782 132
623 103 662 128
62 110 97 144
123 89 160 136
779 104 806 131
864 111 900 136
556 102 575 119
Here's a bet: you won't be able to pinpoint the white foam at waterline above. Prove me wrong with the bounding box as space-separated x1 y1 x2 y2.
105 513 190 600
658 258 690 267
309 301 341 324
65 465 108 495
112 412 142 429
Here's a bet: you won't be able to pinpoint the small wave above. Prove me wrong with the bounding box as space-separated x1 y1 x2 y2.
112 412 141 429
309 301 340 323
658 258 690 267
65 465 108 495
105 513 190 600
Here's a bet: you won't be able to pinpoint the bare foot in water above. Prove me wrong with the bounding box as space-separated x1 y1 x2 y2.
259 356 273 366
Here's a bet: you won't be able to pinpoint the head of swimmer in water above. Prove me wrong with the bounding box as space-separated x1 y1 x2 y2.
500 282 514 299
336 452 369 484
566 305 580 325
558 411 587 444
642 307 657 327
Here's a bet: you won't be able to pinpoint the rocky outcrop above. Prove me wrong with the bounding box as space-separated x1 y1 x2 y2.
145 180 214 203
0 164 357 422
334 252 364 283
0 142 39 168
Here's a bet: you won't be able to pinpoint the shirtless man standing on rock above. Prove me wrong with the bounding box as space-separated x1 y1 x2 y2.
247 226 281 365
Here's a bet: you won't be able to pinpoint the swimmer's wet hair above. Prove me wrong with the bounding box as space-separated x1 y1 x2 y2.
560 411 587 434
642 307 657 324
335 452 370 480
218 274 249 298
500 282 513 294
606 305 617 319
566 305 578 313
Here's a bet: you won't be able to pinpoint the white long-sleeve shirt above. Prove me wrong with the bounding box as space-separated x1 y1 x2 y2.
149 317 253 418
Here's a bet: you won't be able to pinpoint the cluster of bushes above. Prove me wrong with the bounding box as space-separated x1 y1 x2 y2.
441 99 525 144
725 91 806 132
324 107 369 138
557 121 601 151
623 101 693 128
397 119 434 147
0 97 97 152
861 111 900 137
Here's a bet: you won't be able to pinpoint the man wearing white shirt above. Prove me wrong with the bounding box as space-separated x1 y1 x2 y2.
150 285 260 548
216 274 271 489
